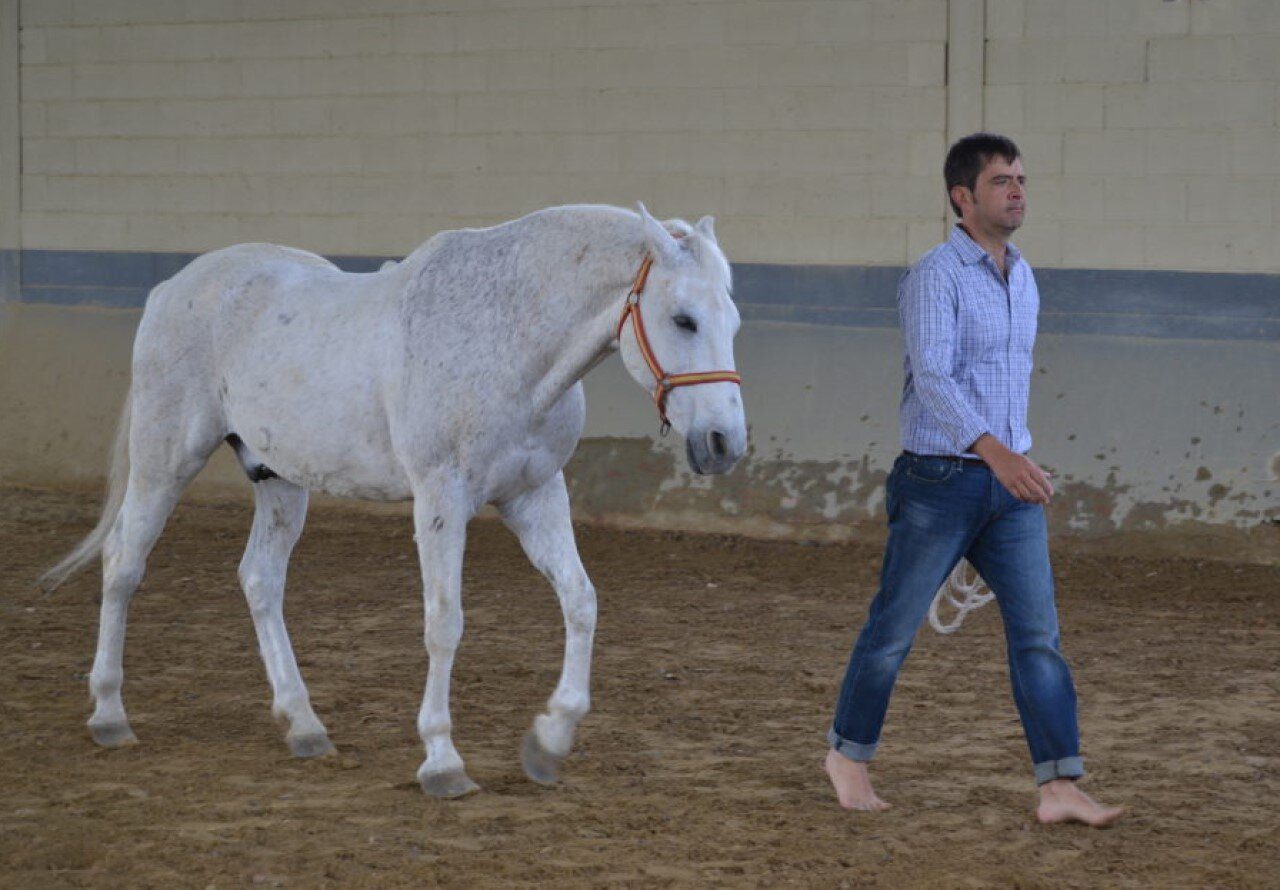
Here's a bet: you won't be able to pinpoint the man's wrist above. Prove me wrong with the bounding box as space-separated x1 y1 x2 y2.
969 433 1008 463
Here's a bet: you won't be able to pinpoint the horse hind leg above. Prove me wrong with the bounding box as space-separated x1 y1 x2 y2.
237 477 333 758
500 472 597 786
89 432 217 747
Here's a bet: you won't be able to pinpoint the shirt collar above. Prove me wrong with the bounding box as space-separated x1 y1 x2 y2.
950 223 1020 268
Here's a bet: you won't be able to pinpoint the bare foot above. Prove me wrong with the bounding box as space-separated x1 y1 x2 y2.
1036 779 1125 828
824 748 890 811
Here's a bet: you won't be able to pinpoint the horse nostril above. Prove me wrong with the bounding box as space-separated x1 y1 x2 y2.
709 430 728 460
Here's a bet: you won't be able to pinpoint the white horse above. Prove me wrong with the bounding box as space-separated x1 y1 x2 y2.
41 203 747 798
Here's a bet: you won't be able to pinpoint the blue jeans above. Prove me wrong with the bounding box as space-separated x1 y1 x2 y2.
829 452 1084 785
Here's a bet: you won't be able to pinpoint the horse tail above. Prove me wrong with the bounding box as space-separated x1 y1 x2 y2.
39 386 133 594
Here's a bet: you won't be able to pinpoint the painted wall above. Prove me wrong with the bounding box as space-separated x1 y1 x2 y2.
2 0 1277 541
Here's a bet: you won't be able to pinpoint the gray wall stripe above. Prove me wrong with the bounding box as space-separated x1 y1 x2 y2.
15 249 1280 341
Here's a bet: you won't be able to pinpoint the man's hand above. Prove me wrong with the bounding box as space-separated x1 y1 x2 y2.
971 434 1054 504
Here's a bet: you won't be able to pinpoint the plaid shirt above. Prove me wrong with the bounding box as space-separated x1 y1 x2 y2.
897 224 1038 458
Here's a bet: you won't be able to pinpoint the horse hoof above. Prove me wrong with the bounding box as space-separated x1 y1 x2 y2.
521 730 565 786
287 733 336 759
420 769 481 799
89 721 138 748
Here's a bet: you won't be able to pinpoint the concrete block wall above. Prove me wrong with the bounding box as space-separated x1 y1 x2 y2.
16 0 948 265
985 0 1280 272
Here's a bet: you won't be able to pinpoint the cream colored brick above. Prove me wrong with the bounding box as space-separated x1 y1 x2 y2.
1022 84 1103 129
720 1 807 46
1016 131 1064 175
329 173 428 215
1024 0 1110 38
241 60 304 98
907 42 945 87
75 138 181 174
1187 177 1273 224
43 26 103 63
983 85 1024 132
1144 223 1271 272
267 175 333 215
179 137 361 174
326 18 398 57
71 62 183 99
270 98 332 135
457 7 586 52
1232 36 1280 82
181 62 243 99
20 174 47 209
871 0 947 42
457 90 588 135
1105 1 1191 37
1064 130 1145 176
1146 130 1233 176
296 58 364 96
1036 174 1105 221
713 216 813 264
359 56 427 94
985 39 1051 85
581 3 724 50
908 218 947 259
44 100 97 136
872 175 941 219
796 1 878 46
205 174 273 215
20 26 47 63
824 217 910 264
23 138 75 173
65 0 240 26
1010 220 1060 266
908 130 944 178
1106 82 1276 129
1061 221 1146 267
1147 36 1234 82
984 0 1024 39
721 87 865 133
330 95 455 137
1191 0 1280 36
721 173 873 218
1101 176 1187 222
455 50 553 92
588 88 725 134
20 211 126 249
19 0 73 28
1230 128 1280 177
388 14 457 56
21 65 72 100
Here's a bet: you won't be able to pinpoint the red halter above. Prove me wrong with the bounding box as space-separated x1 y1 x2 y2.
615 255 742 436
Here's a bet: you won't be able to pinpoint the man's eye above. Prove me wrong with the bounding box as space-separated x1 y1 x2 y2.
673 314 698 333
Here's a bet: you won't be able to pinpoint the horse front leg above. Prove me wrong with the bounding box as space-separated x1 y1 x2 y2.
412 480 478 798
499 472 597 785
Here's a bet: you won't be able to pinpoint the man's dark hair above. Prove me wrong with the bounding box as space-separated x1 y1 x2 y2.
944 132 1021 217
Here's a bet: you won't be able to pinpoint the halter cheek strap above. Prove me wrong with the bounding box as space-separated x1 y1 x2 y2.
616 255 742 436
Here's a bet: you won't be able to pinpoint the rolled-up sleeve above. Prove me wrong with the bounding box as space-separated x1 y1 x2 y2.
898 267 990 453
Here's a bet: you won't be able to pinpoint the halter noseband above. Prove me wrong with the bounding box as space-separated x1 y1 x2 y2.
615 254 742 436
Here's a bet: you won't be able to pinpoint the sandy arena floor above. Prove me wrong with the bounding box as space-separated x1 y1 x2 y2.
1 486 1277 888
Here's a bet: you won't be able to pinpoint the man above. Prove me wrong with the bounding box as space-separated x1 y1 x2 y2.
823 133 1123 827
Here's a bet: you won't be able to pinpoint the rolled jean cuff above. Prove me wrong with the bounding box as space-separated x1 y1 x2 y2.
827 727 877 762
1034 756 1085 785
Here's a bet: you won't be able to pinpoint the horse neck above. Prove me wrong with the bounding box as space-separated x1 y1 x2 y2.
514 224 645 414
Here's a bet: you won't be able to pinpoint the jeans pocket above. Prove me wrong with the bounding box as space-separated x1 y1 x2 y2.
904 456 959 484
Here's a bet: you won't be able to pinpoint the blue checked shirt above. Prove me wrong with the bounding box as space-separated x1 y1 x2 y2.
898 224 1038 458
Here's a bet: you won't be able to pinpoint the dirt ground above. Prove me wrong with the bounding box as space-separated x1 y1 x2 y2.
1 486 1277 888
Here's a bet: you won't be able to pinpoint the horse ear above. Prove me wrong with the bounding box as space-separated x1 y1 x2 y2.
694 215 716 243
637 202 681 264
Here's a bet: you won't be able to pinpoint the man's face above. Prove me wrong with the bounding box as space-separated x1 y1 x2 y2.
958 155 1026 234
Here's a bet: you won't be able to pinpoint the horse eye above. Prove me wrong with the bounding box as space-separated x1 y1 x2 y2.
673 314 698 333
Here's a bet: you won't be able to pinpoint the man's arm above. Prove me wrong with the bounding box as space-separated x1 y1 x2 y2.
971 433 1054 504
898 267 992 452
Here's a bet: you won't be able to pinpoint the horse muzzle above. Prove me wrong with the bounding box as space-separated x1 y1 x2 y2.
685 425 745 476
